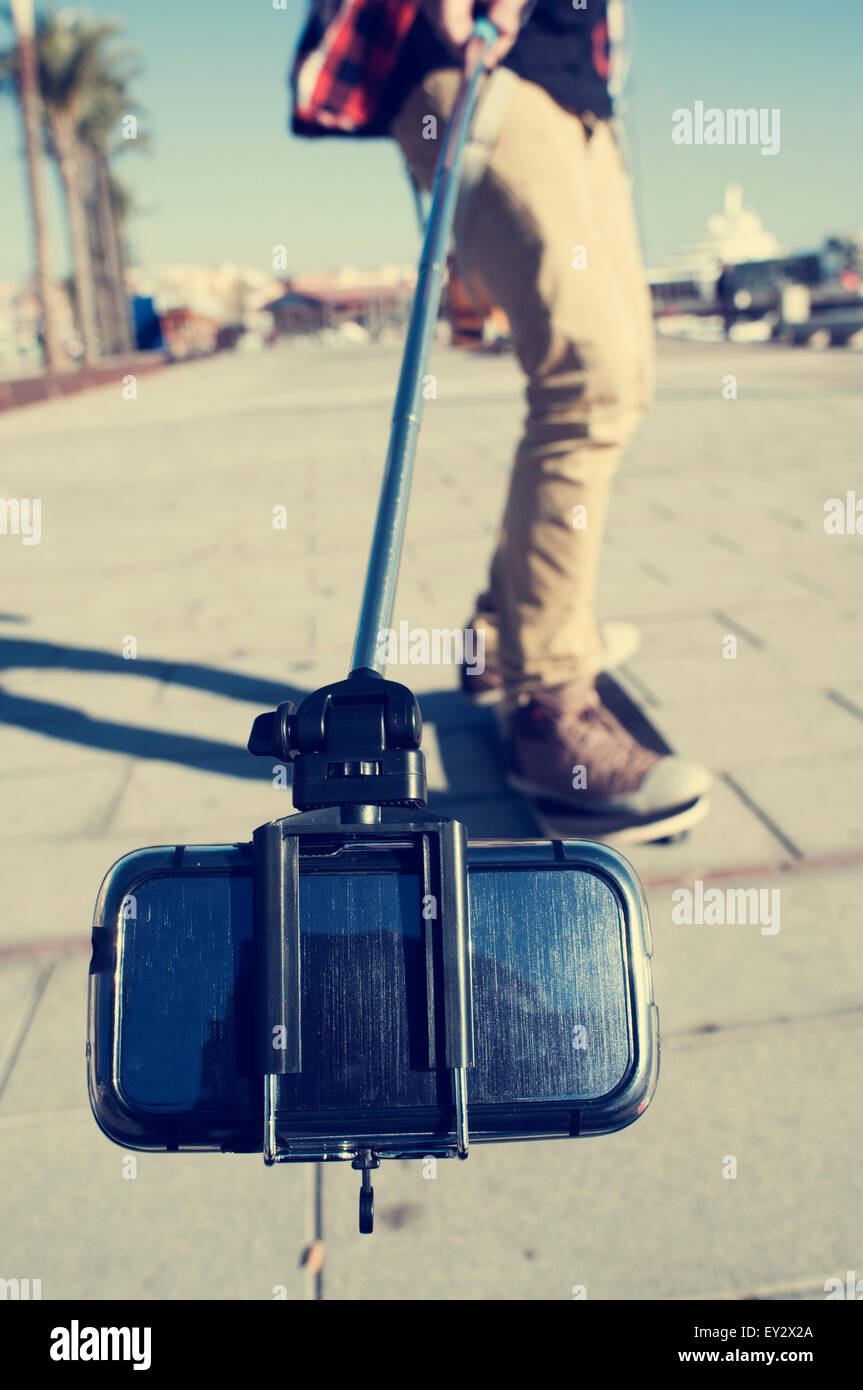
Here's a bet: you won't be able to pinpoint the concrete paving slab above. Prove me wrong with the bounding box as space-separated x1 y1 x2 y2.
0 766 127 840
107 758 290 843
0 340 861 1303
632 687 863 769
0 960 42 1088
0 835 167 948
0 1122 309 1301
0 957 89 1117
319 1014 863 1301
646 864 863 1036
727 753 863 857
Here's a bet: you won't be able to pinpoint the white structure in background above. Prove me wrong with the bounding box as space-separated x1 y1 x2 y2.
290 264 417 298
0 278 76 375
672 183 786 290
126 262 284 325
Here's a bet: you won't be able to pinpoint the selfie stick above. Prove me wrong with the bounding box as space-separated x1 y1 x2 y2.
351 17 498 675
248 20 497 1232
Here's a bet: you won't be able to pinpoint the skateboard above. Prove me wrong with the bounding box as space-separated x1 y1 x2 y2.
503 672 710 848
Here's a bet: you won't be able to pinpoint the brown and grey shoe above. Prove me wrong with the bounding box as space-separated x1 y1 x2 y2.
503 680 712 815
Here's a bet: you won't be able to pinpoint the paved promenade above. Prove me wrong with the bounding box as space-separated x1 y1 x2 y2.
0 338 860 1299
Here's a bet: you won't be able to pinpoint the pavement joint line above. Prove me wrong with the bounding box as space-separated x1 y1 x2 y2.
639 844 863 888
630 596 828 623
825 688 863 724
0 958 54 1106
90 756 138 836
711 610 766 650
766 507 806 531
0 938 91 963
706 531 744 556
639 561 672 586
684 1276 836 1301
661 1002 863 1046
150 668 178 706
0 1108 90 1131
787 571 834 599
719 772 804 860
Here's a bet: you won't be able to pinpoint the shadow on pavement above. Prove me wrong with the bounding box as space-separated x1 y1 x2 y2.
0 632 306 781
0 634 533 831
416 688 536 838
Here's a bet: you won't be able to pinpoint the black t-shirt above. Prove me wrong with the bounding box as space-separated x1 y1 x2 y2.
382 0 612 127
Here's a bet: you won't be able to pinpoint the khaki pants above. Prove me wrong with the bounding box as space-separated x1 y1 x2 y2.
392 70 655 695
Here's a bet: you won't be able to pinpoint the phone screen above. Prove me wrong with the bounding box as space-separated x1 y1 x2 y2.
114 857 632 1123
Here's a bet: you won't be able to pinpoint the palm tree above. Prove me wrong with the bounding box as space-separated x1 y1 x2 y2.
105 167 139 351
78 73 146 357
30 10 124 365
2 9 146 368
3 0 62 370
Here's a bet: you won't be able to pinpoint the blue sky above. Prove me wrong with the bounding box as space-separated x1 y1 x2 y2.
1 0 861 283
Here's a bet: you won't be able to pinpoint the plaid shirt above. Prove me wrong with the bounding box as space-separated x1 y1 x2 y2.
292 1 611 138
292 0 422 137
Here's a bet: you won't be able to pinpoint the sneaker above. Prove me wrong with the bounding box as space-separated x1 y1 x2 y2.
503 680 712 815
459 615 642 704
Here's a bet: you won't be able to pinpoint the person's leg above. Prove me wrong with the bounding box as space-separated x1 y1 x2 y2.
393 73 710 809
472 115 654 684
395 73 648 694
580 116 656 416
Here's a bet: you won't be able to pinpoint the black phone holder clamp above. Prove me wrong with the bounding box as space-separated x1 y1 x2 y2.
249 665 427 811
248 667 475 1234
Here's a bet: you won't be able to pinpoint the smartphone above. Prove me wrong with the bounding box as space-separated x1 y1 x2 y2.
88 836 658 1158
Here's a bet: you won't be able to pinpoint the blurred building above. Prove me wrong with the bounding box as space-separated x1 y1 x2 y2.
648 186 863 347
649 184 789 318
670 183 785 291
122 262 283 358
127 262 283 327
0 276 76 376
266 265 416 339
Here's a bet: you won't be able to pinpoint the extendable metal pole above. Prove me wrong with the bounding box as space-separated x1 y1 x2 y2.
350 19 498 676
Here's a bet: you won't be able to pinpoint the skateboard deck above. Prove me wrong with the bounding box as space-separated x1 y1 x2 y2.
506 673 710 848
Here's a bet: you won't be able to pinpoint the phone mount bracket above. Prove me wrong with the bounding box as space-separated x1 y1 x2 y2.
249 669 474 1233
